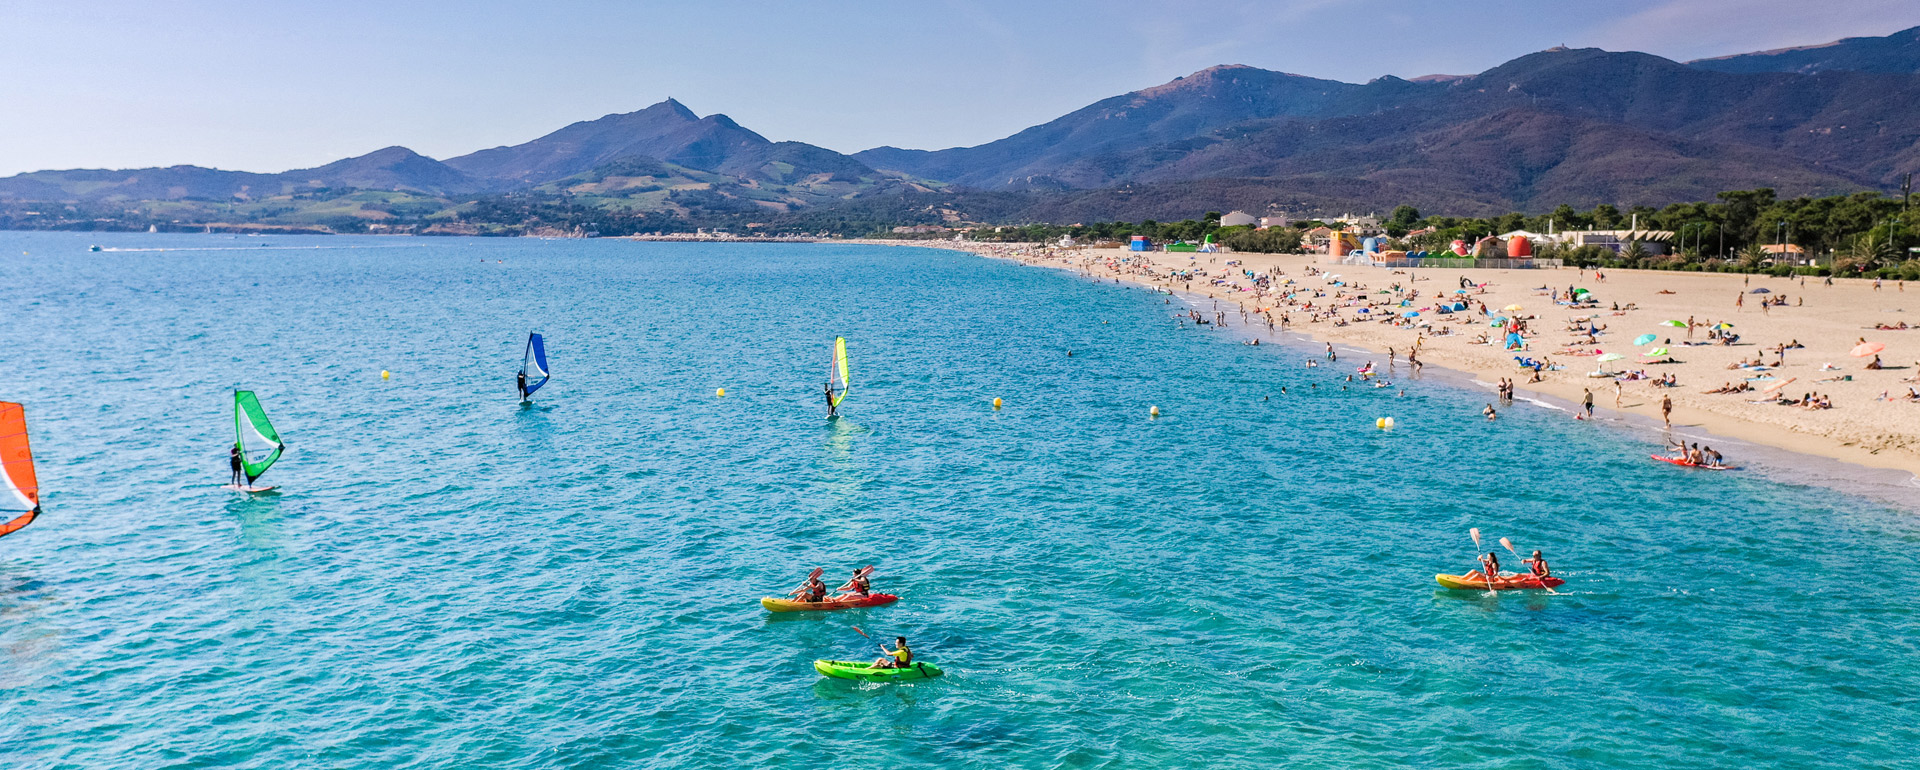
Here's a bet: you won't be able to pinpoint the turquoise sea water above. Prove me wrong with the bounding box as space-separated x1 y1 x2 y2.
2 232 1918 769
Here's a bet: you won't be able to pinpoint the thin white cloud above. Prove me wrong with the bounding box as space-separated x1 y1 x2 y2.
1587 0 1920 61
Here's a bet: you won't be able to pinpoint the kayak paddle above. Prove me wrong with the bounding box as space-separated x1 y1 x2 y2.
851 625 889 657
1500 537 1559 595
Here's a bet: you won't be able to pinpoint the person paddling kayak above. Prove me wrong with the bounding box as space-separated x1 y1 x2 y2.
1460 551 1501 583
874 636 912 669
1523 550 1550 579
836 568 871 598
791 571 827 604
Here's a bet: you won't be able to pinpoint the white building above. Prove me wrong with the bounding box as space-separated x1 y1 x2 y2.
1220 210 1258 227
1258 215 1290 229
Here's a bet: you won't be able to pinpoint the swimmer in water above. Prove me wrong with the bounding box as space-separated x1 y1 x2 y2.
1484 403 1498 420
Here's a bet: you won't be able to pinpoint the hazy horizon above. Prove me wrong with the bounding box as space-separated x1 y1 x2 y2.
1 0 1915 177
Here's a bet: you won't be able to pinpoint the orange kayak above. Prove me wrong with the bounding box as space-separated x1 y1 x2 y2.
760 593 899 612
1435 573 1564 591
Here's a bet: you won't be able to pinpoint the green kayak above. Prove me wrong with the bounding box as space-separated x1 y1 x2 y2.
813 659 944 682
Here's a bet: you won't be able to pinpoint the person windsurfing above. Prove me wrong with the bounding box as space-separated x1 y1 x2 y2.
516 369 529 402
825 379 839 418
228 444 245 488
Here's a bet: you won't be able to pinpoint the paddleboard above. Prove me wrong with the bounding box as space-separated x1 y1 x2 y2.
1649 454 1737 471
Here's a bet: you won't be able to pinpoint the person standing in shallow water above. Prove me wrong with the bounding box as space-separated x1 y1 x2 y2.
1661 394 1673 427
1583 388 1595 419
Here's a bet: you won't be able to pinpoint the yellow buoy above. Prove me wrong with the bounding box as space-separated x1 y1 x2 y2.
381 370 390 380
1150 405 1161 418
716 388 726 397
992 397 1003 409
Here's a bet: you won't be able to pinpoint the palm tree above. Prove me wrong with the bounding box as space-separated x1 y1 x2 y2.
1738 243 1768 270
1622 241 1651 263
1843 233 1898 270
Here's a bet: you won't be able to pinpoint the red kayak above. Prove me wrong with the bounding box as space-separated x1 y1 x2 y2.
761 593 899 612
1650 454 1736 470
1436 573 1565 590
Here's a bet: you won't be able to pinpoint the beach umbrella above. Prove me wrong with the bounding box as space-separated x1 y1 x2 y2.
1503 304 1524 312
1403 311 1420 317
1633 333 1658 346
1764 377 1796 393
1597 353 1625 362
1851 341 1886 357
1750 287 1771 293
1714 322 1734 330
1454 289 1469 294
1647 347 1669 357
1660 320 1685 328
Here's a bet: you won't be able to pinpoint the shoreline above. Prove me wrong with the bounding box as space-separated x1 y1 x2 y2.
853 238 1920 502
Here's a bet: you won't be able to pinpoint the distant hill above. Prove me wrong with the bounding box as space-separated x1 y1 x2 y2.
1688 24 1920 75
0 146 483 202
444 99 875 186
853 46 1920 212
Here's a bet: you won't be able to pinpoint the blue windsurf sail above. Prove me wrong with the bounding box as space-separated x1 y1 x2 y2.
521 333 550 397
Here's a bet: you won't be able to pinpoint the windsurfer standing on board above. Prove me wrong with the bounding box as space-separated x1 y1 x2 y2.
516 369 528 402
228 445 244 488
825 379 839 418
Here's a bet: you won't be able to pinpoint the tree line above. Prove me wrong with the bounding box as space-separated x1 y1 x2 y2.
940 187 1919 279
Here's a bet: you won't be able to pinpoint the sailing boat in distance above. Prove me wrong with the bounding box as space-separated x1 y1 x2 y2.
225 390 286 493
518 332 549 403
0 402 42 540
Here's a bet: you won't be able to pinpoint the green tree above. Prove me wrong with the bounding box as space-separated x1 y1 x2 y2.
1385 205 1421 236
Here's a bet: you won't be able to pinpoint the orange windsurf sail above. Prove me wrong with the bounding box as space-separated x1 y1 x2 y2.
0 402 41 539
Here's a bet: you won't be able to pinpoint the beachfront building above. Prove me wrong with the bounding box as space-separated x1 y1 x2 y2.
1258 215 1290 230
1220 210 1258 227
1552 229 1673 255
1761 243 1813 266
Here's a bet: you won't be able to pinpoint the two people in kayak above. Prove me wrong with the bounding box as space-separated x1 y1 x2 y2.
788 567 873 603
1460 550 1551 584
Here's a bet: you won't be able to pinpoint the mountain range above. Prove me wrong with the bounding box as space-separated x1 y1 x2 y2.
5 24 1919 229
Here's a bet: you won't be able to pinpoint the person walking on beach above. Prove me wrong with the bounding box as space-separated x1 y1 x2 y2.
1661 394 1673 427
1614 381 1622 408
1582 388 1595 419
1736 292 1744 310
1687 315 1695 339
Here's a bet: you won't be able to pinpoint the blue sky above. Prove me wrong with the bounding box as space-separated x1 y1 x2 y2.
0 0 1914 176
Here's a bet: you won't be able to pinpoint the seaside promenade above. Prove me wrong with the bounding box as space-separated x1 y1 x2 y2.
906 241 1920 477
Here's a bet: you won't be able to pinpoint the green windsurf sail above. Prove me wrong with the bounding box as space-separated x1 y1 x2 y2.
829 337 851 408
233 390 285 483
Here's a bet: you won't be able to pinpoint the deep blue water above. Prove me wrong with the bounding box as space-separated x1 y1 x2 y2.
1 232 1917 769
